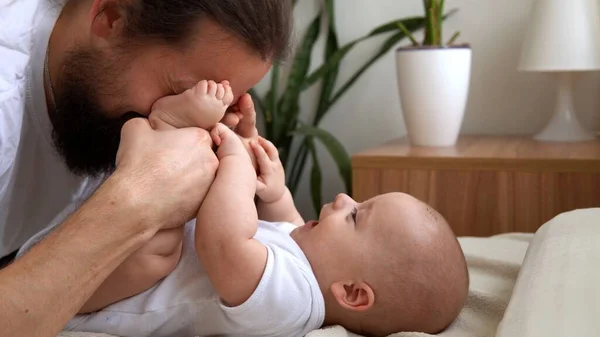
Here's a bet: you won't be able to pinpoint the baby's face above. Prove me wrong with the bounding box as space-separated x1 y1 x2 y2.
291 192 423 282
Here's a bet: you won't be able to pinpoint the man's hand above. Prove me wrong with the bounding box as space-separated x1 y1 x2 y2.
115 118 218 230
0 117 216 336
228 93 259 170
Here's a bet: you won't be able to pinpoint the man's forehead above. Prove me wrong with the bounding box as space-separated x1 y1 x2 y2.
172 76 198 93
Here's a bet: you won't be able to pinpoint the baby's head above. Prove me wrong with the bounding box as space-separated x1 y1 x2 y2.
291 192 468 336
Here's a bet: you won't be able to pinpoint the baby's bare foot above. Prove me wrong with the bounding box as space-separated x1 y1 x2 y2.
191 80 234 127
150 80 234 130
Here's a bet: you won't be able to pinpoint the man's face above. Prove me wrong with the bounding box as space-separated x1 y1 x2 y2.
52 20 271 177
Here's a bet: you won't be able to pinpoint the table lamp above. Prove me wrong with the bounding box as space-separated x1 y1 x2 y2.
519 0 600 142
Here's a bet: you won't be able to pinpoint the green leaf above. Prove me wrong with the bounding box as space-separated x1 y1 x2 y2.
292 124 351 193
439 0 445 45
303 42 357 90
397 22 419 46
277 13 321 142
288 142 309 196
423 0 431 13
423 0 431 44
326 9 456 111
315 0 340 124
269 64 280 120
369 16 425 35
447 31 460 45
327 30 412 110
427 6 436 45
306 138 322 216
324 0 335 24
303 16 426 90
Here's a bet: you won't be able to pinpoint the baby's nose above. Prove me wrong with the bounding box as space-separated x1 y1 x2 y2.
333 193 351 209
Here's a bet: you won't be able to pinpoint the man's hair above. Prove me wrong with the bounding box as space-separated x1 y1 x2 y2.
120 0 293 60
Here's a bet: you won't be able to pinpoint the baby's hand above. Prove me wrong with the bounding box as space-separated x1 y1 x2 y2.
210 123 251 162
252 137 286 203
150 80 234 130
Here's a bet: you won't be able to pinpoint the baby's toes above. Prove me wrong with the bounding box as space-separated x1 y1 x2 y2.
223 85 234 106
207 80 217 97
193 80 209 96
216 84 225 101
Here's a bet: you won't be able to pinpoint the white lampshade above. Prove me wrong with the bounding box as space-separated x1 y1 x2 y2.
519 0 600 72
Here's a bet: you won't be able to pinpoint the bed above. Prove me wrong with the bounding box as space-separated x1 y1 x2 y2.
58 208 600 337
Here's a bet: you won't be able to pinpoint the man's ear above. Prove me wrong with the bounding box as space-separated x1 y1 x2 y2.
330 280 375 312
89 0 126 45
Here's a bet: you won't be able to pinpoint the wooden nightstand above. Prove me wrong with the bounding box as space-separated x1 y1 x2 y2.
351 136 600 237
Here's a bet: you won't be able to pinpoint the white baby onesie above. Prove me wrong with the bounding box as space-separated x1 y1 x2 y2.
66 220 325 337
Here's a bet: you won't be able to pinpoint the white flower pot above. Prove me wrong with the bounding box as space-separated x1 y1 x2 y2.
395 46 472 147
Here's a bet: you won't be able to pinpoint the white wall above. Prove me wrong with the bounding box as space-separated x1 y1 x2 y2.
256 0 600 219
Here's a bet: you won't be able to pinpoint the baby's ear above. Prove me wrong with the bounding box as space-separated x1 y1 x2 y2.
331 281 375 312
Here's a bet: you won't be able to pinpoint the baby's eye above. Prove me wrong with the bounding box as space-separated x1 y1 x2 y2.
350 207 358 223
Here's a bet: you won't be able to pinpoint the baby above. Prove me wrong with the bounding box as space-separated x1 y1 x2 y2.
66 81 469 337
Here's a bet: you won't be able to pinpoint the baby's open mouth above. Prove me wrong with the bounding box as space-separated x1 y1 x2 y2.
304 220 319 230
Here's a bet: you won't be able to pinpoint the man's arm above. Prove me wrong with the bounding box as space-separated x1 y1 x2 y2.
0 174 156 335
0 119 218 336
78 227 184 313
195 124 267 307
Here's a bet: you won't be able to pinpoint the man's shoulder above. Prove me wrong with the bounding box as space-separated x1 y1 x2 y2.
0 0 42 94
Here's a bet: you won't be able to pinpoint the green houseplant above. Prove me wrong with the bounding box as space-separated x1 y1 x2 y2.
394 0 471 147
398 0 460 47
250 0 451 214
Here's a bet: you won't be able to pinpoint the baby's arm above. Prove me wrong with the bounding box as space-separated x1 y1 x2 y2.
252 137 304 227
257 189 304 226
195 124 266 306
78 81 233 312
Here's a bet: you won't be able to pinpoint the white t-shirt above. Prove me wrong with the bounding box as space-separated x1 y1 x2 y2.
65 220 326 337
0 0 98 257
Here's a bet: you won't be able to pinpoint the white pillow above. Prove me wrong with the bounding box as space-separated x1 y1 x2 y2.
496 208 600 337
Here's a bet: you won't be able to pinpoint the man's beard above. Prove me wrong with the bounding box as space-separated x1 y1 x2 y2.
50 48 139 178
